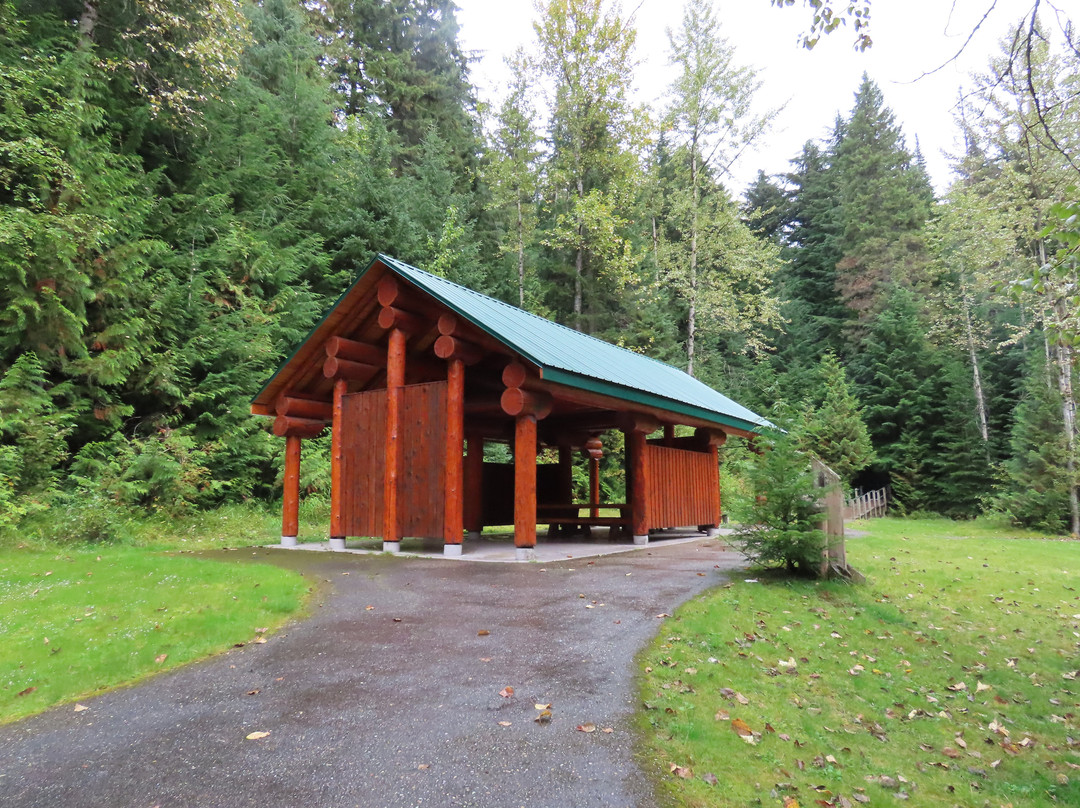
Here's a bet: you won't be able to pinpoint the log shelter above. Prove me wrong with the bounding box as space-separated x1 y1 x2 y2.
251 255 773 559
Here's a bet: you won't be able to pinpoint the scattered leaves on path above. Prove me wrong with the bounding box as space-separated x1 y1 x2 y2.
245 731 270 740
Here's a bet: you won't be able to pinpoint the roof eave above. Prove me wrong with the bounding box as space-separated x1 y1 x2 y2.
541 368 772 436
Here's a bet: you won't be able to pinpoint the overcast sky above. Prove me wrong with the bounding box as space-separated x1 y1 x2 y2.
455 0 1050 195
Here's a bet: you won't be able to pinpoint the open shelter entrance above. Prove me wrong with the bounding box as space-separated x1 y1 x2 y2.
251 255 772 559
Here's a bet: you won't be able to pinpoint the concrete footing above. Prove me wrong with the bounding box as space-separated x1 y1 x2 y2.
280 535 298 548
328 537 346 551
443 543 463 557
515 547 537 561
633 534 649 546
382 541 401 554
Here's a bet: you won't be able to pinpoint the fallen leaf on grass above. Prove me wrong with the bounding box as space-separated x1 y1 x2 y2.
851 794 869 804
154 654 168 664
576 723 596 733
731 718 754 736
251 637 267 644
715 709 730 721
246 731 270 740
17 687 36 697
976 681 992 693
669 763 693 779
499 686 514 698
701 772 718 785
946 681 968 692
735 692 750 705
782 796 799 808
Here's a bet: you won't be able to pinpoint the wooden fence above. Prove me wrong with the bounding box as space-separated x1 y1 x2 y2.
844 487 888 520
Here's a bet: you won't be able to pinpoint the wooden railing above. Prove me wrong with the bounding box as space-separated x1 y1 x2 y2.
844 487 888 520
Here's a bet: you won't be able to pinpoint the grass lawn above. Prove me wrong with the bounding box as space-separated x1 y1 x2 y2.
637 517 1080 807
1 546 310 724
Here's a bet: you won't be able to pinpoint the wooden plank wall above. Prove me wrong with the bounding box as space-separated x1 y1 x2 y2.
341 382 446 538
398 381 446 538
342 389 385 537
644 444 719 528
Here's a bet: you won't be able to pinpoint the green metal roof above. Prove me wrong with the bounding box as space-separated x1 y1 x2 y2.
379 255 772 434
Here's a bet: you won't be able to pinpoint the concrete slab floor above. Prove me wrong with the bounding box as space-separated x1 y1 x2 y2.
270 527 737 563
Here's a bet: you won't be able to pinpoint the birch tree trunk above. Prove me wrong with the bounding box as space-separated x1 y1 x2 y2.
961 287 990 447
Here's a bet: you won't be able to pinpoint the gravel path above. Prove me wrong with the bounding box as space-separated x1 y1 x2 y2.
0 539 745 808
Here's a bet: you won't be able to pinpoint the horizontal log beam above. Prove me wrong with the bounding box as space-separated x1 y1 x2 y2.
378 305 427 336
694 427 729 447
619 412 662 435
434 335 485 365
377 275 401 308
501 387 552 420
325 336 385 367
438 312 463 337
323 355 379 381
276 395 332 420
273 415 327 438
502 360 530 389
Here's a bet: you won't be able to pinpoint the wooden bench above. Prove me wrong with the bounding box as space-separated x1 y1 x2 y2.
537 504 631 538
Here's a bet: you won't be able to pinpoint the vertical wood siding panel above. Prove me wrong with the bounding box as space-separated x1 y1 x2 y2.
341 382 446 538
342 389 386 537
644 445 718 528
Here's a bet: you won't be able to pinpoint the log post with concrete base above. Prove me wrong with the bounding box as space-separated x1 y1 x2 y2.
513 414 538 560
382 326 406 554
329 377 347 551
282 435 301 546
502 364 551 561
443 357 465 556
623 415 659 546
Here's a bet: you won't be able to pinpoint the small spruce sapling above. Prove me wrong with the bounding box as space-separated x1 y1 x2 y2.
734 426 825 574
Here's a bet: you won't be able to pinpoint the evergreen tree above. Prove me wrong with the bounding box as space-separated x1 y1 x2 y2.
316 0 478 176
800 353 874 487
832 75 933 328
995 353 1073 533
850 287 951 512
779 140 847 356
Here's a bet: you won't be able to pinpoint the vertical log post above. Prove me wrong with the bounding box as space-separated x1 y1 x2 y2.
383 327 406 553
329 377 347 550
627 428 649 545
585 436 603 519
663 423 675 446
282 435 301 546
443 358 465 555
464 433 484 540
514 413 538 560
